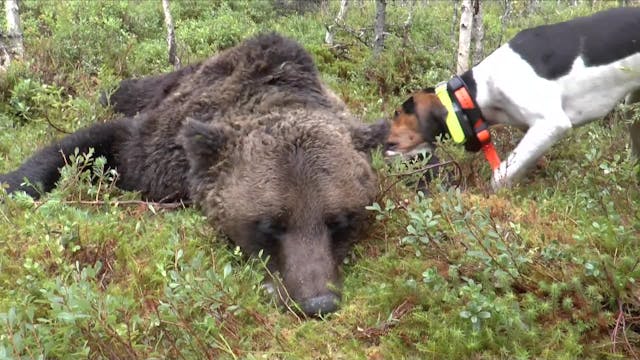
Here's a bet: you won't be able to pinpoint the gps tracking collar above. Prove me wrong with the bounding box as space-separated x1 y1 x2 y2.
435 75 501 171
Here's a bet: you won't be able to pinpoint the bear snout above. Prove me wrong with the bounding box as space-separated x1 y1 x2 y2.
275 228 342 317
299 293 340 316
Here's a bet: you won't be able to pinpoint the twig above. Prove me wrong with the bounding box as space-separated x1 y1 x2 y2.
152 306 187 360
260 260 304 322
355 298 415 343
45 117 71 134
381 159 462 198
611 299 640 359
33 199 191 210
330 23 371 48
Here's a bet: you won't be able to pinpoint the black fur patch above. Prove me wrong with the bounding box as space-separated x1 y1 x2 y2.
401 96 416 114
460 70 478 100
508 7 640 80
0 120 128 198
105 63 200 117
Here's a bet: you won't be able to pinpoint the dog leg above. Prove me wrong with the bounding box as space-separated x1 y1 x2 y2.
492 115 572 190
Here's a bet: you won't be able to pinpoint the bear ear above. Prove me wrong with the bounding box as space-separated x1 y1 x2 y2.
349 119 390 153
179 117 230 172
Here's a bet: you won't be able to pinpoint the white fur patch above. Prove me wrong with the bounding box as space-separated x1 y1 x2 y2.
385 142 433 159
471 44 640 189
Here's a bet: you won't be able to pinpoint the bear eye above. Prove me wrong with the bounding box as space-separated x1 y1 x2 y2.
256 217 287 243
326 212 358 242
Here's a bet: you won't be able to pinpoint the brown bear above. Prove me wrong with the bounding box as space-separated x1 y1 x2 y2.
0 33 389 316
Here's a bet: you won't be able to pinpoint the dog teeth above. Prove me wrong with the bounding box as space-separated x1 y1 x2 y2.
385 143 433 159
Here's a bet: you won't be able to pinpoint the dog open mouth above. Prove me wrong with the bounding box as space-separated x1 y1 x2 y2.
385 142 434 160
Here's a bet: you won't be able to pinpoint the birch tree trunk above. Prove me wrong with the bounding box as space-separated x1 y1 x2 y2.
5 0 23 58
526 0 538 15
471 0 484 66
498 0 512 46
456 0 473 74
162 0 180 69
320 0 329 15
325 0 348 46
402 0 415 45
373 0 386 58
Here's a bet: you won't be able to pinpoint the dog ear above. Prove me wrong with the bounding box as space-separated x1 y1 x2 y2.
412 92 448 144
179 117 231 172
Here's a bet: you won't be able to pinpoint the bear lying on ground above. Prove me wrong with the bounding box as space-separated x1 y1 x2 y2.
0 33 389 316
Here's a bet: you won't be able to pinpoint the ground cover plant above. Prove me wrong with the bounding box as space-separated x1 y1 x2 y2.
1 1 639 358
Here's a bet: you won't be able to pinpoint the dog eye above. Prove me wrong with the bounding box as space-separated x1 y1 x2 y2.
394 110 399 117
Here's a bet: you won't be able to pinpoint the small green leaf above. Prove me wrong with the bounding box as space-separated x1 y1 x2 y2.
223 263 232 278
478 311 491 319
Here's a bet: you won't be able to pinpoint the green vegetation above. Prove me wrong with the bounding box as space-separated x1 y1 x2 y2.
1 1 639 358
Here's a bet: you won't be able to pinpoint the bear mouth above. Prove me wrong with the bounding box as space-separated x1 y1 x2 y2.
262 273 341 317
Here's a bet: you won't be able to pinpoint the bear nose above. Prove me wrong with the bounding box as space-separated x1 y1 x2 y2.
299 293 340 317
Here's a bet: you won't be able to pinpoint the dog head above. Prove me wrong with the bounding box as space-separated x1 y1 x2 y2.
385 88 448 157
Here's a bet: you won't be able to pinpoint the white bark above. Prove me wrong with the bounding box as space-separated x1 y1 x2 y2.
0 45 10 71
498 0 512 46
162 0 180 69
456 0 473 74
526 0 538 15
471 0 484 66
402 0 415 44
5 0 23 59
373 0 386 58
325 0 348 46
404 0 415 29
320 0 329 14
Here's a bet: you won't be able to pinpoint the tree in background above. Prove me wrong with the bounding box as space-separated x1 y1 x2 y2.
373 0 386 58
456 0 473 74
1 0 23 70
456 0 484 74
162 0 180 69
401 0 415 45
325 0 349 46
471 0 484 66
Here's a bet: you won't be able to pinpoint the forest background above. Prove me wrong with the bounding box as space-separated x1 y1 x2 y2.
1 0 640 358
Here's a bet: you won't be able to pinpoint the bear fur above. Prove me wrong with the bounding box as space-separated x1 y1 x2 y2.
0 33 388 316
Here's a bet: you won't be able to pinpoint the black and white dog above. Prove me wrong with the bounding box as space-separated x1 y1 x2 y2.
386 7 640 190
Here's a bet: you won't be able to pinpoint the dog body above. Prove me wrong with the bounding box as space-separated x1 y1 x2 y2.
387 7 640 189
